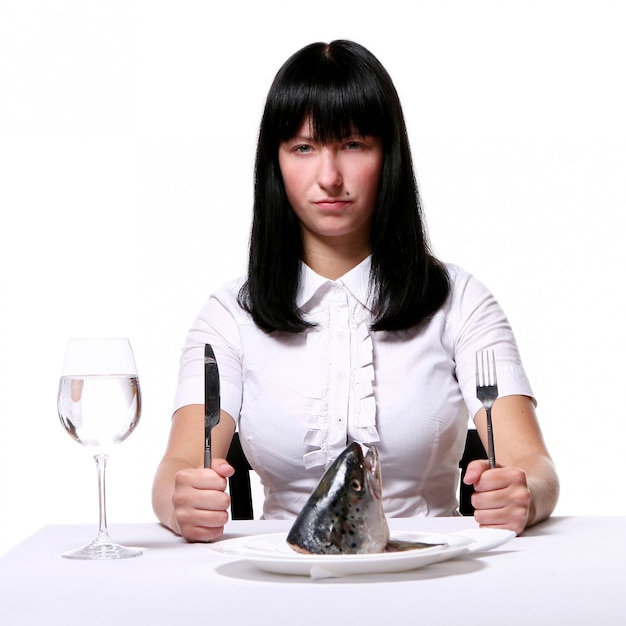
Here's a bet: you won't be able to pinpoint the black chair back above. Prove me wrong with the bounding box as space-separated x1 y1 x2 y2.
459 429 487 515
226 432 253 520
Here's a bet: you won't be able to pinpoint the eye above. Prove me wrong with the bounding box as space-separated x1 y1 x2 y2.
350 479 363 492
344 140 363 150
294 144 313 154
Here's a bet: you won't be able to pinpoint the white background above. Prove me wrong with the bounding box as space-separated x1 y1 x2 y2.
1 0 624 556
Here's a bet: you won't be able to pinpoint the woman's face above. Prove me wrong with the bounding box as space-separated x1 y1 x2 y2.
278 118 383 252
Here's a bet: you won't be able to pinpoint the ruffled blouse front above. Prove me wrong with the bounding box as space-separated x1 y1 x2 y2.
297 260 379 469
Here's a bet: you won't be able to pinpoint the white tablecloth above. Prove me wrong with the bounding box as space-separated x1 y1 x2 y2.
1 516 625 625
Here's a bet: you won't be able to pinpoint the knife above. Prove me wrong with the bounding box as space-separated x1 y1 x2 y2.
204 343 220 469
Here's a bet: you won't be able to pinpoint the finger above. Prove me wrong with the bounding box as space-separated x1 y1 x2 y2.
173 481 231 511
473 504 529 536
211 457 235 478
174 492 231 542
182 525 227 543
463 459 491 485
473 466 528 494
177 509 230 542
471 475 531 536
176 467 228 491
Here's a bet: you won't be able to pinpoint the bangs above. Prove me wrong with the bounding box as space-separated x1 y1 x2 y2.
267 43 391 144
276 82 388 143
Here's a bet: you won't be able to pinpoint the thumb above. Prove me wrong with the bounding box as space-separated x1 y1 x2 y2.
211 457 236 478
463 459 490 485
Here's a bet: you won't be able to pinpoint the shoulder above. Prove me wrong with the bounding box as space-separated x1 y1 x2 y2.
438 262 505 327
441 262 490 301
211 275 246 303
194 275 251 325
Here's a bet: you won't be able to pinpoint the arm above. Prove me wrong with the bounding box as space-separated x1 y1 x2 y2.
463 394 559 535
152 404 236 542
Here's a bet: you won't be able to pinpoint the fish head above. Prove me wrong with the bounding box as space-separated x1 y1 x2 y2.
287 442 390 554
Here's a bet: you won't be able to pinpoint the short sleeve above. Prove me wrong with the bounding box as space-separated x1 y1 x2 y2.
446 266 535 419
173 280 245 424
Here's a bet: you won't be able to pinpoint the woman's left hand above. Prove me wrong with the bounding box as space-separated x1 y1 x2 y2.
463 459 531 536
470 395 559 533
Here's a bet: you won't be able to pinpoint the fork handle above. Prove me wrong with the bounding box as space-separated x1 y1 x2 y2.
486 408 496 469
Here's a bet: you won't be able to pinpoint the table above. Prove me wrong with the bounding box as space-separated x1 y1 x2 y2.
1 516 625 625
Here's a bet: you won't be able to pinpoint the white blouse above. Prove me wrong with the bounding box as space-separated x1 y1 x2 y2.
174 258 534 519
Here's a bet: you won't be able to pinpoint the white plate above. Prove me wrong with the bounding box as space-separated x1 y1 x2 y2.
209 529 512 578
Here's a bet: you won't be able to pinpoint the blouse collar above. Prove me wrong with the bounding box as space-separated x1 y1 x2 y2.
296 256 373 311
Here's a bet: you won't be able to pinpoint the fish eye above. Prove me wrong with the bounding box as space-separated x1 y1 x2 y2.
350 479 363 492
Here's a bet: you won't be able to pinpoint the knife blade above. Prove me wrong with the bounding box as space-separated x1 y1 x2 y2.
204 343 220 469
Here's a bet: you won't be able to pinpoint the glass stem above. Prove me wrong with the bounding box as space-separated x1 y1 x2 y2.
94 453 111 542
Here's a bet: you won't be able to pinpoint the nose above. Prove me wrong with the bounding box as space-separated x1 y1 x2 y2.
316 148 342 191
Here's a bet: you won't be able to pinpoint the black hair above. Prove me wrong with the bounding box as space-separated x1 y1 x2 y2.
238 40 449 332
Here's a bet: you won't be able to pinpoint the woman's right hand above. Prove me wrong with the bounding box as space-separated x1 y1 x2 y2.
171 459 235 542
152 405 237 542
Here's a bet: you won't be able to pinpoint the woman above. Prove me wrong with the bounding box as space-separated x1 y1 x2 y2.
152 40 559 542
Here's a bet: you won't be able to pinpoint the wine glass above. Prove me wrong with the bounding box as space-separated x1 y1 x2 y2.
57 337 142 559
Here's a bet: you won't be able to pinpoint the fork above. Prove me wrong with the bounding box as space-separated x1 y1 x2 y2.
476 350 499 468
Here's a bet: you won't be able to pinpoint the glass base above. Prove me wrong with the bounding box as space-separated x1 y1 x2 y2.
62 532 143 560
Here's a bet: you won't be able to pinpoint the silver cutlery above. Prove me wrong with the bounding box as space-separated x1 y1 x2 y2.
204 344 220 468
476 350 498 468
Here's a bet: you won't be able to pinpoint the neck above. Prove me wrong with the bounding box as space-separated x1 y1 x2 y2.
302 236 370 280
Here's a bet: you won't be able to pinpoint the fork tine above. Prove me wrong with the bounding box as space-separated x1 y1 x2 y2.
490 350 497 386
476 349 497 387
476 350 485 386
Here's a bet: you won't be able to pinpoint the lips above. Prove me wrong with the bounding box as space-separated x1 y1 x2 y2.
314 200 351 210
